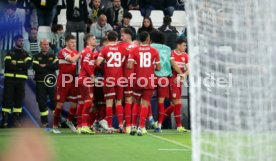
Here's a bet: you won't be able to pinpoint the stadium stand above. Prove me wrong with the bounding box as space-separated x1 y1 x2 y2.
37 26 52 42
57 9 67 30
150 10 164 28
171 11 186 32
129 10 143 31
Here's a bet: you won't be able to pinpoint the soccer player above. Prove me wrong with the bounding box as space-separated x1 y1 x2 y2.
150 31 172 132
163 38 189 132
52 35 81 134
96 31 125 133
76 34 97 134
119 28 137 134
127 31 161 136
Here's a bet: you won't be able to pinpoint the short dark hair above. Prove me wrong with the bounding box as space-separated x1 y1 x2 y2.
13 35 23 41
163 16 172 25
51 24 64 33
138 31 149 42
121 28 133 37
65 35 76 42
150 30 165 44
107 31 118 41
84 33 95 45
123 12 132 19
176 38 187 45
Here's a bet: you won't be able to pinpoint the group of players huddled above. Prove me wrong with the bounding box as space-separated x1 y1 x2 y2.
49 28 189 136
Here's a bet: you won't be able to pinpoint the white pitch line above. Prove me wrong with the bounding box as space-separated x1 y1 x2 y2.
158 149 188 151
148 133 192 151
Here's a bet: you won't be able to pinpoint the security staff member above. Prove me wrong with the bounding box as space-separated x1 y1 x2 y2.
1 35 32 127
33 39 58 128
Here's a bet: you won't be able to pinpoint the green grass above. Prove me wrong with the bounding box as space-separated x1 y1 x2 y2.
0 129 192 161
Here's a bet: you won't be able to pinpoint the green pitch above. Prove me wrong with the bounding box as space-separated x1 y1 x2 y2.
0 129 192 161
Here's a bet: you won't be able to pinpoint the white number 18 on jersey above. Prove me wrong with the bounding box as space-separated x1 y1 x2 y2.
139 52 151 67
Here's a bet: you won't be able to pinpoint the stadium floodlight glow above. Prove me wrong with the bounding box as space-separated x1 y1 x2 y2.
186 0 276 161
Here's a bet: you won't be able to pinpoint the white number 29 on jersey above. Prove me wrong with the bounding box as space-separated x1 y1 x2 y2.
107 52 122 67
139 52 151 67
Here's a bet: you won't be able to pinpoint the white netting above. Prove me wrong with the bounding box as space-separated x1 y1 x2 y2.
186 0 276 161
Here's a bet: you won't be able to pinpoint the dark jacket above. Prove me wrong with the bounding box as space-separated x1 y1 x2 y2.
66 0 88 23
32 52 58 81
105 6 125 27
137 27 156 34
4 47 32 79
158 25 178 49
31 0 58 10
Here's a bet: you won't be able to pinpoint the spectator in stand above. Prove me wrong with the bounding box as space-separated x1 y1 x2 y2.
137 16 156 34
87 0 106 31
0 4 23 70
176 0 185 10
90 14 113 43
105 0 126 29
127 0 139 10
50 24 65 55
158 16 178 49
101 0 112 8
31 0 58 26
65 0 89 35
24 27 40 56
115 12 136 40
140 0 176 17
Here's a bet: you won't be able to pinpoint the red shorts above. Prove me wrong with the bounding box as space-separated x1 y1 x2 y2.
156 77 170 98
78 84 93 102
103 86 123 100
56 83 78 103
133 89 154 102
169 77 182 99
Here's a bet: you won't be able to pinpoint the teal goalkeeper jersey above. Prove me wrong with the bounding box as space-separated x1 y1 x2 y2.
151 43 172 77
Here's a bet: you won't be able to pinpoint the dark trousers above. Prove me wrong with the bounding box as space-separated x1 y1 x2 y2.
36 82 56 125
37 7 57 26
1 77 26 126
2 77 25 113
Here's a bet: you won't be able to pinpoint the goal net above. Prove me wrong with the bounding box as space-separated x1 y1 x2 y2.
185 0 276 161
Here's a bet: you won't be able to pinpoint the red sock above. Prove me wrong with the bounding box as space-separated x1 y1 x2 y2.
116 105 123 127
163 105 174 123
76 104 84 128
131 103 138 126
139 105 148 128
106 107 113 128
124 103 132 127
174 104 182 127
53 108 61 128
67 107 77 122
82 102 92 127
88 110 96 127
148 104 152 117
99 106 106 120
158 103 165 125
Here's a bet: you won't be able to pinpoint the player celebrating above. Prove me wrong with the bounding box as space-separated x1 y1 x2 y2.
119 28 137 134
96 31 125 133
76 34 97 134
163 38 189 132
127 31 161 136
52 35 81 134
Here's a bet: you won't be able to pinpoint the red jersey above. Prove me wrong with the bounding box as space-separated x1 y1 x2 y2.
57 48 78 84
79 47 97 78
98 43 125 80
128 44 160 89
170 50 188 77
118 42 137 76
